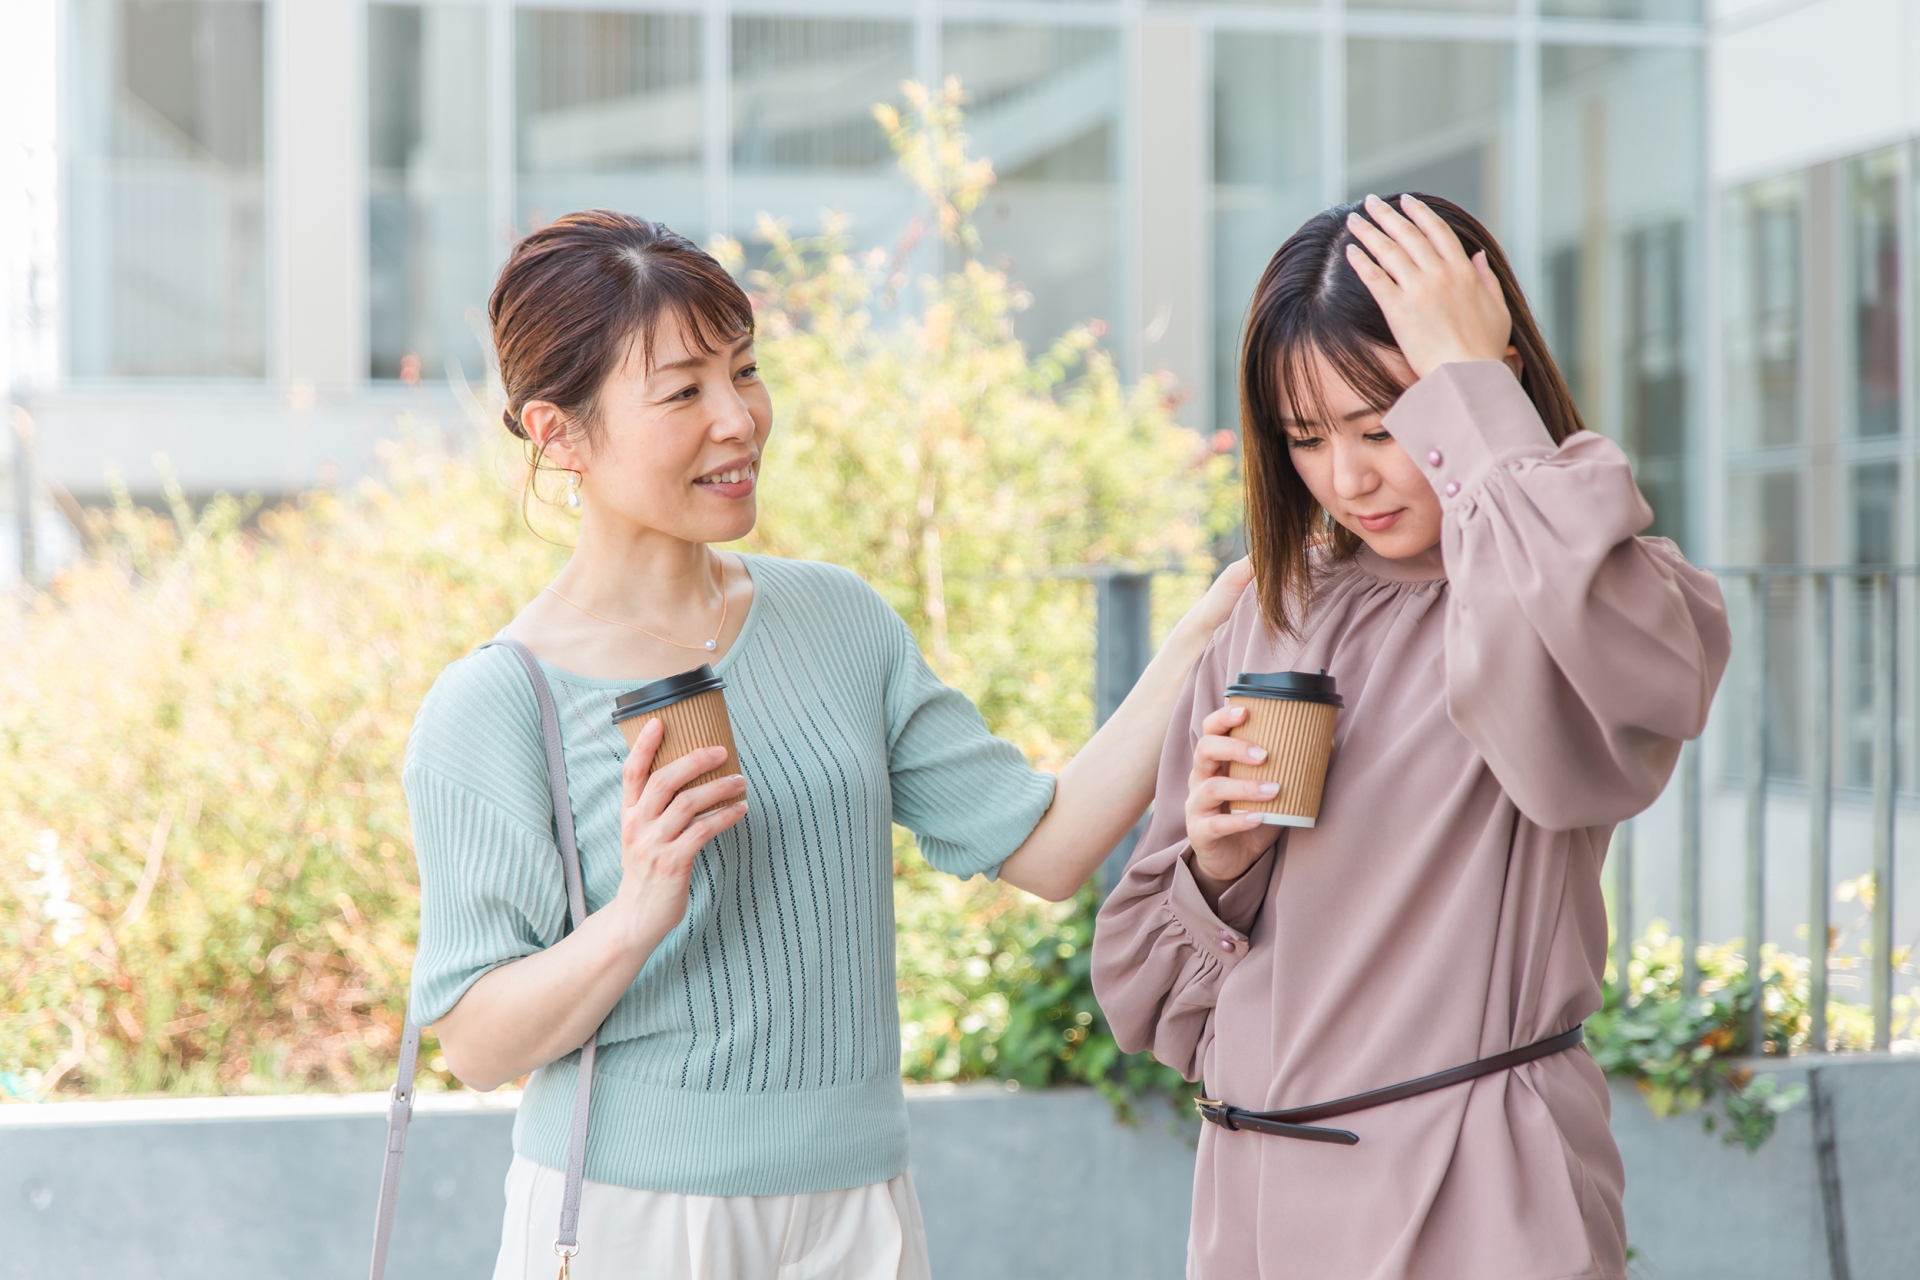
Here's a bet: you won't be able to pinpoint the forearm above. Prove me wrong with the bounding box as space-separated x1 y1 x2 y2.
998 615 1215 901
433 905 661 1091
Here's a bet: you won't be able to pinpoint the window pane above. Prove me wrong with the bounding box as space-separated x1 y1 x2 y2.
1539 45 1704 546
517 9 704 239
729 18 915 242
1349 0 1512 13
1541 0 1701 18
67 0 266 377
1212 33 1320 434
368 4 492 384
1722 175 1804 450
944 26 1123 353
1346 40 1512 239
1851 462 1899 565
1844 148 1901 439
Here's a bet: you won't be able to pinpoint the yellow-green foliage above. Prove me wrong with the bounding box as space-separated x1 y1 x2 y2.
2 448 565 1097
1 82 1237 1099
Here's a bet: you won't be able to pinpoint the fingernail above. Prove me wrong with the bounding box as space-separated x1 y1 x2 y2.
1248 746 1267 762
1259 782 1280 796
1246 813 1265 825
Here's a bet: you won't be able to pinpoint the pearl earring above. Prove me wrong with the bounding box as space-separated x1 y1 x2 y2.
566 471 582 510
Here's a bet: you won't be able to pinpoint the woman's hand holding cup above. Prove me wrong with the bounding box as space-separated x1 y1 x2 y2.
1186 704 1282 892
613 717 748 951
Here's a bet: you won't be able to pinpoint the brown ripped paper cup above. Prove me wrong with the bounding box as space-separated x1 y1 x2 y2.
1224 670 1342 828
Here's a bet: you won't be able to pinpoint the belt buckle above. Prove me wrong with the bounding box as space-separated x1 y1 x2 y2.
1194 1096 1234 1129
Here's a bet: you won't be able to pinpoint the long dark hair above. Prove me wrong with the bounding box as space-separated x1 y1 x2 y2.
1239 194 1584 637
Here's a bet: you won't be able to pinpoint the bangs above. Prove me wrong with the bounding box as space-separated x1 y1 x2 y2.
620 246 757 373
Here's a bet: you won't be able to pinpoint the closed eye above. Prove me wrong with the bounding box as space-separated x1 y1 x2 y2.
1362 430 1392 443
1286 435 1323 451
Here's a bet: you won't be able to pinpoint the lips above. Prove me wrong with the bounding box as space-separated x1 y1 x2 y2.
1354 509 1402 533
694 461 757 498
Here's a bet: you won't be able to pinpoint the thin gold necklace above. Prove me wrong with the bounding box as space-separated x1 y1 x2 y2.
543 559 731 653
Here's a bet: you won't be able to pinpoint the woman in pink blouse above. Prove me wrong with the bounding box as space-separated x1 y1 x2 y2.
1091 192 1730 1280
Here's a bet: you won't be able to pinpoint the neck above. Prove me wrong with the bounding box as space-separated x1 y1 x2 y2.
551 509 723 615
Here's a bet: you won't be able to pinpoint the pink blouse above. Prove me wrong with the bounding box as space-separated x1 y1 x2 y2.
1092 362 1730 1280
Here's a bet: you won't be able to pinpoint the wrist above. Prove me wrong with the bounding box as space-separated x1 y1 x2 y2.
1185 846 1241 897
611 882 673 959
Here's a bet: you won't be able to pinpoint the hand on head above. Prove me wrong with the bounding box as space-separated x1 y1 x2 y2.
1343 194 1517 381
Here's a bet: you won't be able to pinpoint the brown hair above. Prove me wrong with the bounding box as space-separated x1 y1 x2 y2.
1239 193 1584 636
489 210 755 453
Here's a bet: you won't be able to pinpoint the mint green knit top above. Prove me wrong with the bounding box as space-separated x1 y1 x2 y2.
403 555 1056 1196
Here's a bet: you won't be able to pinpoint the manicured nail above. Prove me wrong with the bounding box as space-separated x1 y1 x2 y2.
1248 746 1268 763
1259 782 1280 796
1246 813 1265 825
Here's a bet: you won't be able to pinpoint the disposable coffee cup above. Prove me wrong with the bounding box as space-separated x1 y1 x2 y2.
1223 670 1343 828
610 665 741 809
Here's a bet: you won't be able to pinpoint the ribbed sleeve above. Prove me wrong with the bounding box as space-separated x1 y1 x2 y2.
400 554 1056 1196
404 765 567 1026
882 613 1057 879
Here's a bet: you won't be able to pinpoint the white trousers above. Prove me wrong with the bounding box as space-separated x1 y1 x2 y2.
492 1155 934 1280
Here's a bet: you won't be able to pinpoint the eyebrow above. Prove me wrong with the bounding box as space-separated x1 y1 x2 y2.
653 335 754 375
1279 407 1384 428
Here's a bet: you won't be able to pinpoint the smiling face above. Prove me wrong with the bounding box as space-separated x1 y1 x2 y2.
1279 344 1442 560
546 312 773 545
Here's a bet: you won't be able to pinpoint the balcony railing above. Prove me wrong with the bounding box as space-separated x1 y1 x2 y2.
1625 565 1916 1057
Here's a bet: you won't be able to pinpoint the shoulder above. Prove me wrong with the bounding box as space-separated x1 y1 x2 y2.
743 554 909 642
406 643 545 791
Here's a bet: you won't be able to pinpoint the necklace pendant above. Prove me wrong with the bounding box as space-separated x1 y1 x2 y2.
704 639 717 651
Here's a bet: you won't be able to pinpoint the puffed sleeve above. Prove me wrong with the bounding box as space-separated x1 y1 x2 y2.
1091 617 1275 1080
1382 361 1731 831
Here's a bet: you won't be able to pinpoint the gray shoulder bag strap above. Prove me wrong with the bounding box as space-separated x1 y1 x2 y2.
370 638 600 1280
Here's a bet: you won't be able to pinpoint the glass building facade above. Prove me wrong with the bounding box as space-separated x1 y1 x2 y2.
57 3 1712 529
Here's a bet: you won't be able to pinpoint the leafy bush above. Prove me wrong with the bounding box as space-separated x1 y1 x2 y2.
2 449 558 1098
1585 920 1913 1151
1 82 1232 1107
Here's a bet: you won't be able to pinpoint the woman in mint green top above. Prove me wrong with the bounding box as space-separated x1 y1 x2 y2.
407 212 1246 1279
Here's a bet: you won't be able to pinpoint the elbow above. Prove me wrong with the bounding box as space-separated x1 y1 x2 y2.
1028 878 1079 904
433 1025 508 1094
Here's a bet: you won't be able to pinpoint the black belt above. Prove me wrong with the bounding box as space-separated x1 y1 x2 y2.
1194 1025 1585 1146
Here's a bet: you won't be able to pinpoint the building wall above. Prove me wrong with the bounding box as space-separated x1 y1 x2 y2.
17 0 1709 518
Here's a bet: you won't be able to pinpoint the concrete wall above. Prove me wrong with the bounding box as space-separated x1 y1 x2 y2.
0 1083 1198 1280
4 1063 1917 1279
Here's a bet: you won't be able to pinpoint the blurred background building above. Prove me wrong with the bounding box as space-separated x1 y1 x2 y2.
0 0 1917 1025
5 0 1710 521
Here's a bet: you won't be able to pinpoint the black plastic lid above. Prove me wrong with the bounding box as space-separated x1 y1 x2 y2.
611 664 726 723
1224 669 1342 707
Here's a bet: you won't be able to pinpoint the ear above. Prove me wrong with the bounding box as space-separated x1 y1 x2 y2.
522 401 586 472
1501 345 1524 381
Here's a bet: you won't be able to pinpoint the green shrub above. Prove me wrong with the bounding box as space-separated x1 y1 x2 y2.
1 81 1232 1107
1588 920 1912 1151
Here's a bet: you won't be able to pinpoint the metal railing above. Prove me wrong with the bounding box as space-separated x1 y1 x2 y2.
1621 566 1915 1055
